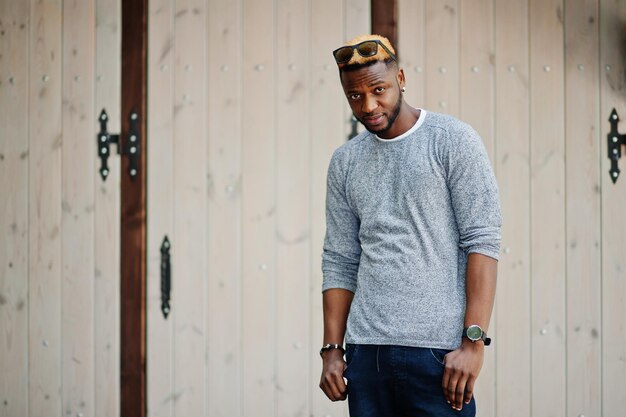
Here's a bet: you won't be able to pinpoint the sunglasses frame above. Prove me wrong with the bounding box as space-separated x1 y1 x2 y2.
332 39 398 64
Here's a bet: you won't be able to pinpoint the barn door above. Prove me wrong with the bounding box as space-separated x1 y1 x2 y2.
145 0 370 416
0 0 122 416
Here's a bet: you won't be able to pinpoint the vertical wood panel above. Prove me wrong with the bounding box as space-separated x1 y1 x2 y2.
28 0 63 416
0 1 29 415
459 1 496 414
95 0 121 415
564 1 602 416
147 0 175 415
600 0 626 415
494 0 531 415
241 0 276 414
172 0 208 415
397 0 425 108
62 0 96 416
275 0 311 416
345 0 370 40
309 0 348 415
206 0 243 416
425 0 459 117
371 0 397 48
343 0 370 139
529 0 567 415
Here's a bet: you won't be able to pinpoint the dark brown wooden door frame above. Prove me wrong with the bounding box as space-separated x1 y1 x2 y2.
120 0 147 415
115 0 395 415
371 0 398 55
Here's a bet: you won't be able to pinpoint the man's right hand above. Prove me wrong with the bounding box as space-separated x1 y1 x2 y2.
319 349 348 401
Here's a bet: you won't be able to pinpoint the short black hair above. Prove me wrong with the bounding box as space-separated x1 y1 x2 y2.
339 57 397 76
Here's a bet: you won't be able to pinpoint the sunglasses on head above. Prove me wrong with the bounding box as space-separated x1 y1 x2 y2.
333 40 398 65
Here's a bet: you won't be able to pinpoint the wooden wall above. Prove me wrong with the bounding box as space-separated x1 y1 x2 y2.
146 1 369 416
397 1 625 417
2 0 625 416
0 0 121 416
146 1 626 417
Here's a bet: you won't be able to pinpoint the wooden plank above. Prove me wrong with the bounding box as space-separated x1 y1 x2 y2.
345 0 370 40
564 1 602 416
343 0 370 147
310 1 349 415
397 0 425 108
241 0 276 414
371 0 397 48
95 0 121 415
146 0 174 416
275 0 311 415
119 0 148 414
206 0 243 416
62 0 96 415
529 0 566 415
425 0 459 117
600 0 626 415
494 0 531 415
27 0 63 416
0 0 30 415
171 0 208 416
458 1 496 415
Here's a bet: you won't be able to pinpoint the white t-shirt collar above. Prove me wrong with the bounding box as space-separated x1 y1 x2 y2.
374 108 426 143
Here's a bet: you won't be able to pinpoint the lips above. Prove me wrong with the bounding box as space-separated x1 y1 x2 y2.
363 114 385 126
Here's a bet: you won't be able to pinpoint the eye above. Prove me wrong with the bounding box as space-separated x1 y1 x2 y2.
349 93 361 100
374 86 386 93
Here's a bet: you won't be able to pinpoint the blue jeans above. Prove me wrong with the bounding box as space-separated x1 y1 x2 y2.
344 344 476 417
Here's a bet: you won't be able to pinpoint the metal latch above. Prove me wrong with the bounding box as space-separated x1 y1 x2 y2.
161 236 171 319
96 109 140 181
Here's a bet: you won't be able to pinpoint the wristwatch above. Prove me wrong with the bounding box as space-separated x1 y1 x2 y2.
463 325 491 346
319 343 345 357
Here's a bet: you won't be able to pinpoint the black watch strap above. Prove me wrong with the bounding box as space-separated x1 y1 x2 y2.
319 343 345 357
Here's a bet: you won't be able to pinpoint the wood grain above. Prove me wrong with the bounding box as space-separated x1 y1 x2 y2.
206 0 243 415
95 0 121 415
310 1 349 415
0 0 30 415
120 0 147 414
494 0 531 415
564 0 602 415
241 0 276 414
62 0 96 415
275 0 312 415
146 0 175 416
171 0 207 415
425 0 459 117
600 0 626 415
397 0 425 108
459 1 496 414
28 0 63 416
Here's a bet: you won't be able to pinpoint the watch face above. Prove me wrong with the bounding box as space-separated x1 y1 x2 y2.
466 325 482 341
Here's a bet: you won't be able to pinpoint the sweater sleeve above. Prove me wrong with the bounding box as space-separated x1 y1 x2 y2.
445 126 502 261
321 149 361 293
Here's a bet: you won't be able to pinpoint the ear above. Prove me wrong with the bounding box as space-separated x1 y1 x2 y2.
396 68 405 89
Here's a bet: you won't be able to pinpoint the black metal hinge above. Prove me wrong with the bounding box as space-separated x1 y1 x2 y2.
97 109 141 181
608 108 626 184
160 236 171 319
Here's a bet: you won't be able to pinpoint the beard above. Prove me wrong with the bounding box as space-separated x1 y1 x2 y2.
356 91 403 135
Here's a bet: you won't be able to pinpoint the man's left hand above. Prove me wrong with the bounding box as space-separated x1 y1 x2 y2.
441 339 484 411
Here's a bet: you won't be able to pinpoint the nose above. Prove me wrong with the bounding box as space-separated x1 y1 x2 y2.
361 94 377 114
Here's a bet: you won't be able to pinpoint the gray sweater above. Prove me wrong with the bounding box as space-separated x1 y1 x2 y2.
321 109 502 350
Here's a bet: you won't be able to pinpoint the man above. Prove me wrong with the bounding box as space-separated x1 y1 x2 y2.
319 34 502 417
